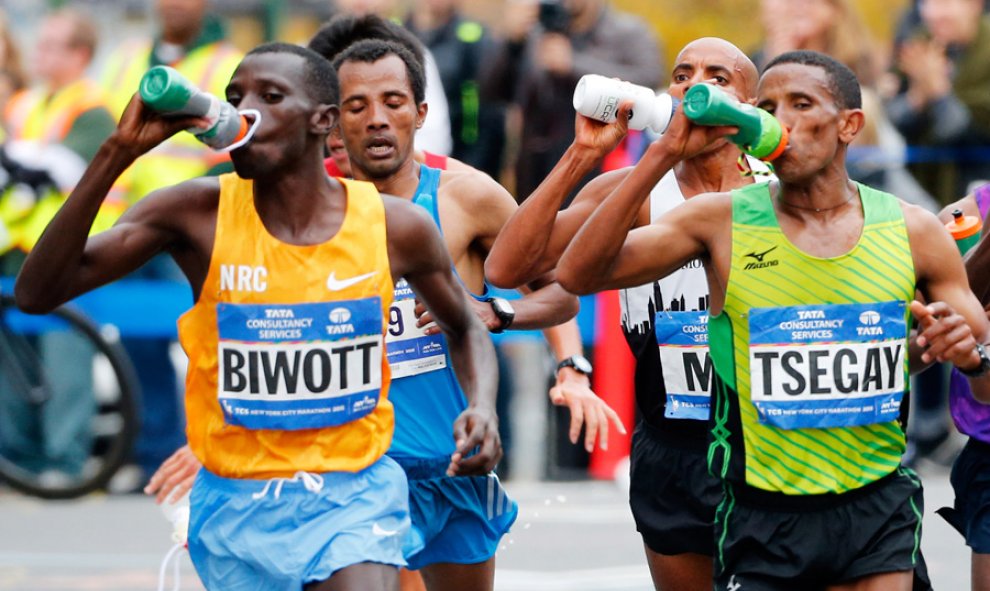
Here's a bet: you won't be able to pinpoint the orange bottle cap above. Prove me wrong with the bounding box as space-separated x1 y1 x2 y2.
947 209 983 239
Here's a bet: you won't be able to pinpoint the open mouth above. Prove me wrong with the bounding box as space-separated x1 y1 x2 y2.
365 136 396 159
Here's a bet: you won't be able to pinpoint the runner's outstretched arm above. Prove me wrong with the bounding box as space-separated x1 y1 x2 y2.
386 197 501 475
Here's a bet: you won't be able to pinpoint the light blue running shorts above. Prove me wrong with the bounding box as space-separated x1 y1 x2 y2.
187 455 417 591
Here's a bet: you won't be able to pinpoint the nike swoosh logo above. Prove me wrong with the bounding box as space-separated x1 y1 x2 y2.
326 271 377 291
372 522 398 537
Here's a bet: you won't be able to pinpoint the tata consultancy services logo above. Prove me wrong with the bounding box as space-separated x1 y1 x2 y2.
329 307 352 324
327 307 356 335
859 310 880 325
856 309 883 336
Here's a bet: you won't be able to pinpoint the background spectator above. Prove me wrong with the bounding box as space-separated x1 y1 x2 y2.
405 0 507 179
485 0 663 202
0 10 25 133
0 8 117 481
886 0 990 206
98 0 243 489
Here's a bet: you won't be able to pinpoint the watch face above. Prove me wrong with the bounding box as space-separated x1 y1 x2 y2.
492 298 514 316
572 355 592 374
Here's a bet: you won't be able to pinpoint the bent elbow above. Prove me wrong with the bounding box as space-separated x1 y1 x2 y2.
484 258 525 289
13 282 57 315
559 293 580 322
556 268 597 296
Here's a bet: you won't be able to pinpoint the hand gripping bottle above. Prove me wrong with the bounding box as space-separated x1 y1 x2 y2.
139 65 254 151
573 74 679 134
682 84 789 161
946 209 983 255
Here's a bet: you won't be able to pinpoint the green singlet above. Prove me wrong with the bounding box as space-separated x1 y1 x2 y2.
708 182 916 495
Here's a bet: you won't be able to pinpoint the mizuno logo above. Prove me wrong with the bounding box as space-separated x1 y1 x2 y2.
326 271 377 291
743 246 779 270
372 522 398 537
744 246 777 263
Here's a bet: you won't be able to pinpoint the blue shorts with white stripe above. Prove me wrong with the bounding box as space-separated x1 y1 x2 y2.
390 455 518 570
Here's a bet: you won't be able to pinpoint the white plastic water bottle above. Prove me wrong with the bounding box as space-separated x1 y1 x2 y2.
572 74 678 134
159 490 190 545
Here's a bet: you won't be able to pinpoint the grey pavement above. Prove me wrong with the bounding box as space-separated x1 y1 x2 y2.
0 463 972 591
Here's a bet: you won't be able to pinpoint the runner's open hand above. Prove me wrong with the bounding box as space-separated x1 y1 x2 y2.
145 444 201 504
550 368 626 452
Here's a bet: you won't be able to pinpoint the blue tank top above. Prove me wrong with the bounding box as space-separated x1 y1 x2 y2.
386 165 489 459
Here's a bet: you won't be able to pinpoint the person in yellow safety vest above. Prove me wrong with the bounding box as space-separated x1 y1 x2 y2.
98 0 243 489
100 0 243 203
0 8 123 256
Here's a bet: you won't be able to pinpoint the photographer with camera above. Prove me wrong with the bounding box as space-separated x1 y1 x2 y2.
485 0 663 201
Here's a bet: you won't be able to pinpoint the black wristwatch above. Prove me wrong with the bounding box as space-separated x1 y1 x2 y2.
556 354 593 377
960 342 990 378
487 297 515 333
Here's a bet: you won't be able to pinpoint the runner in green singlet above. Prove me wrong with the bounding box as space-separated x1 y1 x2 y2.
555 50 990 590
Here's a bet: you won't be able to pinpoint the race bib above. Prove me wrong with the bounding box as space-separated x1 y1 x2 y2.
655 311 711 420
217 298 384 430
386 279 447 379
748 301 906 430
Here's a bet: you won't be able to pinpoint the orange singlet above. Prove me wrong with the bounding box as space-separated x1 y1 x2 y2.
179 173 395 479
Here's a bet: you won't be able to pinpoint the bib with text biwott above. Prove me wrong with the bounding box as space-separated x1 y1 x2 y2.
217 298 384 430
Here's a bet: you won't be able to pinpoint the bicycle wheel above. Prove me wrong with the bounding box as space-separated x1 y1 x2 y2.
0 294 140 499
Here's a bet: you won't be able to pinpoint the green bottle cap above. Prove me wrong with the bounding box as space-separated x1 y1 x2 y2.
683 84 763 147
139 66 196 112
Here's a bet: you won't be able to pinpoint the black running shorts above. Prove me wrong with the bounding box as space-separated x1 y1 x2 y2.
628 422 722 556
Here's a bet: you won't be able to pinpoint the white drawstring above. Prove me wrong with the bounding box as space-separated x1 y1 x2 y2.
157 542 184 591
251 471 325 501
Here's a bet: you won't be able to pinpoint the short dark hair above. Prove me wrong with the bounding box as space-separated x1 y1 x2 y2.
245 42 340 105
763 50 861 110
308 14 426 70
332 39 426 105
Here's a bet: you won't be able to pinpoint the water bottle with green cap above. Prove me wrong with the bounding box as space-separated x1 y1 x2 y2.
682 84 788 162
139 65 255 151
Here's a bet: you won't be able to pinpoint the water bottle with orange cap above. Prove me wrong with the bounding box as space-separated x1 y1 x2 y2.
138 65 259 152
946 209 983 255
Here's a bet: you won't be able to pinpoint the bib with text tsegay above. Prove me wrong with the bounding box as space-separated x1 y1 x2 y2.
655 311 711 420
217 298 384 430
386 279 447 379
748 301 906 430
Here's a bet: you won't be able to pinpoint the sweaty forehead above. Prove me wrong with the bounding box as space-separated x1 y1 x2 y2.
674 38 757 93
233 52 305 85
758 62 831 99
337 54 412 96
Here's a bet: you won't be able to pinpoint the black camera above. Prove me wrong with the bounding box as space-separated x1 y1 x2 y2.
539 0 571 34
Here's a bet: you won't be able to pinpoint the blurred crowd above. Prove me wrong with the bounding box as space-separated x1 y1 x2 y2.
2 0 989 484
